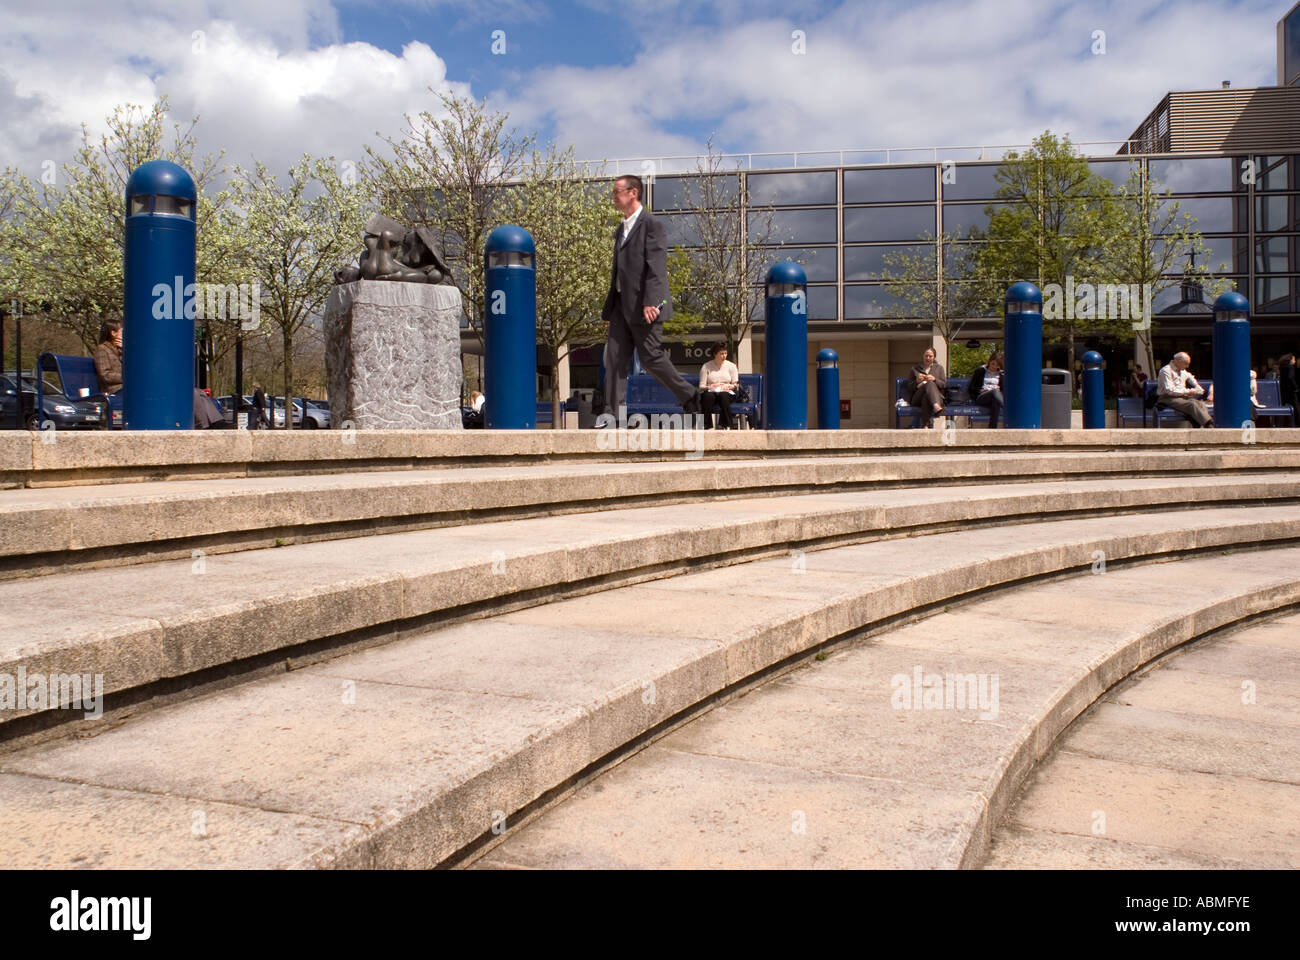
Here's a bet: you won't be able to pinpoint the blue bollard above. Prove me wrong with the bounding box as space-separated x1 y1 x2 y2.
1212 291 1252 429
123 160 196 429
816 348 840 429
1081 350 1105 429
765 261 807 430
484 225 537 429
1003 282 1042 429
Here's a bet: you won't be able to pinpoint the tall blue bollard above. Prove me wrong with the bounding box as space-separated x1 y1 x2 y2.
816 348 840 429
1212 290 1252 429
1081 350 1105 429
765 261 807 430
1004 282 1043 429
123 161 196 429
484 225 536 429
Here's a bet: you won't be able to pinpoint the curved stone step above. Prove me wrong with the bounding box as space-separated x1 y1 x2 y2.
3 476 1299 742
5 427 1299 487
4 450 1300 579
1 510 1297 868
981 609 1300 869
469 553 1300 870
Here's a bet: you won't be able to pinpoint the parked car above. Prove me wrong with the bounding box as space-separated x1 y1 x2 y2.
1 369 111 429
298 399 330 429
1 372 109 430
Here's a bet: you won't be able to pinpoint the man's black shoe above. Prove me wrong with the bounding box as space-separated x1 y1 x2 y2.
682 394 700 415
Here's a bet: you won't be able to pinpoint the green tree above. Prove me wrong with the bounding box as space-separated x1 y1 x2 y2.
8 98 240 352
1098 167 1231 373
966 131 1125 366
879 230 977 357
229 155 370 428
366 91 535 345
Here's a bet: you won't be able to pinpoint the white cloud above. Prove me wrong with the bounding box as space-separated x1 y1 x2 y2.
0 1 460 182
503 0 1280 165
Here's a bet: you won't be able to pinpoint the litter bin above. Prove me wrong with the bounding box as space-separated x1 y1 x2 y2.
1041 368 1072 429
571 388 597 429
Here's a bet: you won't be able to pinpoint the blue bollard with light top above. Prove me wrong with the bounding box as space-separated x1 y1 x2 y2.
765 261 807 430
816 348 840 429
484 225 537 429
1003 282 1043 429
123 160 197 429
1211 291 1251 429
1081 350 1105 429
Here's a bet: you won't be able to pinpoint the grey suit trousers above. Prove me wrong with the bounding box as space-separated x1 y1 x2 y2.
604 309 696 416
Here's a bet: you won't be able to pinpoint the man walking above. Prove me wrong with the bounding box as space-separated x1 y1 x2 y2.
601 175 699 419
1157 352 1212 427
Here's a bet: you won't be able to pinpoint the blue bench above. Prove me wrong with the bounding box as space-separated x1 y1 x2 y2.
625 373 763 428
1117 396 1146 427
1254 379 1295 426
38 352 122 428
1145 379 1212 427
894 376 991 428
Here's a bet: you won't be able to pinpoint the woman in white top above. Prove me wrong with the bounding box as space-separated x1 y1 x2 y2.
699 342 740 429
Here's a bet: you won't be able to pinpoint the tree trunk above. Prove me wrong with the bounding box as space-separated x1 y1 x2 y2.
282 329 293 431
1066 329 1076 395
551 356 562 429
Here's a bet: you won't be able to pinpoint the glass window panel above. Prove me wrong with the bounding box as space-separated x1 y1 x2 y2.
1148 157 1236 193
941 165 1002 201
1156 196 1239 233
943 241 981 276
1255 236 1295 274
843 167 935 203
806 284 839 320
1256 195 1297 233
1256 276 1293 313
1088 161 1138 190
747 171 837 206
763 246 836 282
1150 283 1184 314
943 201 1027 238
843 204 934 242
844 283 931 319
651 174 739 211
750 207 837 244
843 244 934 281
1255 156 1291 191
659 212 701 246
1150 236 1238 273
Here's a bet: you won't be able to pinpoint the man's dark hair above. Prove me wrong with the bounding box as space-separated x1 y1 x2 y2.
617 174 643 202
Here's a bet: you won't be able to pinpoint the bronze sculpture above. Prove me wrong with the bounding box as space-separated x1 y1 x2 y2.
334 213 455 285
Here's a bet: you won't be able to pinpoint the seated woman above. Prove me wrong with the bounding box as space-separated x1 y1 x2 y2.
968 352 1004 428
908 347 946 428
698 342 739 429
93 319 123 395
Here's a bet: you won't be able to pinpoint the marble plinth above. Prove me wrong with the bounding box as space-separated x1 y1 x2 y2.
325 281 463 430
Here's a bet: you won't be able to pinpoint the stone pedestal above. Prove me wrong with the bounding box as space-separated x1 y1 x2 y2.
325 281 463 430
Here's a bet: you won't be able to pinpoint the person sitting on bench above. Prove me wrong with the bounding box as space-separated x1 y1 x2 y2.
698 342 739 430
908 347 946 428
968 352 1004 428
1157 352 1211 427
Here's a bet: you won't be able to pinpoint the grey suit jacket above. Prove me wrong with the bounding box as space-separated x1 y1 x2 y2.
601 209 673 327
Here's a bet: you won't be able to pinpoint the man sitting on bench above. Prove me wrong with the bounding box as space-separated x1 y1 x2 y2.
1157 351 1212 427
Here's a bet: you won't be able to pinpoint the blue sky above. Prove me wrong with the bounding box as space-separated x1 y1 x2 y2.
0 0 1287 176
